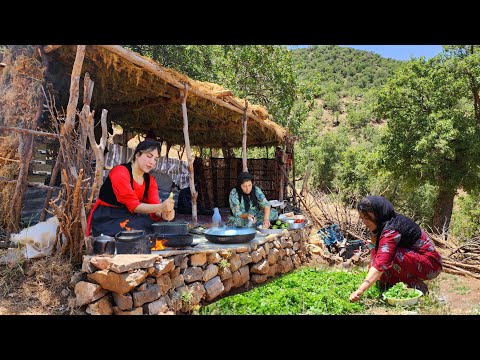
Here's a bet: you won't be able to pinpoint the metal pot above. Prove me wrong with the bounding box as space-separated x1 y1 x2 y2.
92 234 116 255
155 234 194 247
203 227 256 244
115 230 155 254
152 221 189 236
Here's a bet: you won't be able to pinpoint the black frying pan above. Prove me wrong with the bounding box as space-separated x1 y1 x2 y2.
203 227 256 244
155 234 193 247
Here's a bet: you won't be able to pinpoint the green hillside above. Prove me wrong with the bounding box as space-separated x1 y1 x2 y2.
291 45 401 96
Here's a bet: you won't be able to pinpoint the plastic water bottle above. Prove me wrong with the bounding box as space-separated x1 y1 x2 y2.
212 207 221 227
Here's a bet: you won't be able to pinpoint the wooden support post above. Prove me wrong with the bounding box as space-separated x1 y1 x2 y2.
278 149 285 202
242 100 248 172
180 84 198 225
64 45 86 134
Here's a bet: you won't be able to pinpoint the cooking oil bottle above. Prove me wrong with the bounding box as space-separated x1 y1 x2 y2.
212 207 221 227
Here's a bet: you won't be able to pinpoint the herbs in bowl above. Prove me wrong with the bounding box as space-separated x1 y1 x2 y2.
382 282 423 307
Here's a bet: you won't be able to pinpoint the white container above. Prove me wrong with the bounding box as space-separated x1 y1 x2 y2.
383 289 423 307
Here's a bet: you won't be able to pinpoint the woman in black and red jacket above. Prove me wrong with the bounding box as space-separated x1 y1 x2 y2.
349 195 442 302
86 139 175 237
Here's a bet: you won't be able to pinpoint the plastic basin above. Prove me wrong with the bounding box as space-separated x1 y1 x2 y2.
383 289 423 306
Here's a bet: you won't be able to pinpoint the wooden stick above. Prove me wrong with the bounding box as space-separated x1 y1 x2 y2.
84 107 108 210
443 259 480 271
242 100 248 172
0 127 59 138
0 176 60 190
0 156 19 163
43 45 62 54
180 85 197 225
279 149 285 202
64 45 86 134
38 151 62 222
213 90 233 97
443 263 480 279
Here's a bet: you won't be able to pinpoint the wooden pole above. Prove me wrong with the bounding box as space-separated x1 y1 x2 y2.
60 45 87 256
0 176 59 190
242 100 248 172
0 127 59 138
64 45 86 134
0 157 19 162
180 84 198 225
84 107 108 211
278 149 285 202
291 145 297 206
43 45 62 54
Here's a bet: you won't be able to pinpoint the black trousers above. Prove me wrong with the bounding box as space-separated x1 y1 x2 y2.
90 205 155 237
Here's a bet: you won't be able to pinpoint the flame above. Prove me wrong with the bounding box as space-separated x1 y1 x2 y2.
120 219 131 231
151 238 167 251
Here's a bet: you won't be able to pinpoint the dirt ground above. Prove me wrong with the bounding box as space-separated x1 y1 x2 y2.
1 253 479 315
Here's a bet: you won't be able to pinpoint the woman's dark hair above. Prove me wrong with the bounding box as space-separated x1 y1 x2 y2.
357 196 395 251
236 172 259 212
132 139 161 162
357 195 422 251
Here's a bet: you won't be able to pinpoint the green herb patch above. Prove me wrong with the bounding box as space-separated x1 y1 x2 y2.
198 267 380 315
383 282 419 299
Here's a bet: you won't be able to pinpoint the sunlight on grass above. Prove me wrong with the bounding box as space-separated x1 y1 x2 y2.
197 266 381 315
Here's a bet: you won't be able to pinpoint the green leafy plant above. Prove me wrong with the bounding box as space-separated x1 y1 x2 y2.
218 259 230 269
180 290 193 305
198 267 380 315
383 282 419 299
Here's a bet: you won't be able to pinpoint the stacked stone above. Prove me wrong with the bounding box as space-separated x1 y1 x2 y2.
73 229 308 315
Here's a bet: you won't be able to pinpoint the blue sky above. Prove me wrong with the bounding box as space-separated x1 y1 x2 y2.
290 45 443 61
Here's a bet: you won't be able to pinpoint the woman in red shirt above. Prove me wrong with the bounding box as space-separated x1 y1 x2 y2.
349 195 442 302
86 139 175 237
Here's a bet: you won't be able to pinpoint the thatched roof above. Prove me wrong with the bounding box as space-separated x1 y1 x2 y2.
44 45 288 148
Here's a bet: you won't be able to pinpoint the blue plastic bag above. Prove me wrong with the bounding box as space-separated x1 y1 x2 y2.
317 224 344 247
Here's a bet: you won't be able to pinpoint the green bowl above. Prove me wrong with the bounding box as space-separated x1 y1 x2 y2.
383 289 423 307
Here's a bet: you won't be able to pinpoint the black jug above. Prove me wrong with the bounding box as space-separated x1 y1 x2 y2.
115 230 155 254
92 234 116 255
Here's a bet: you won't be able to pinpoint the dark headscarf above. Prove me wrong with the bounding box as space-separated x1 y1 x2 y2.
357 195 421 250
236 172 259 212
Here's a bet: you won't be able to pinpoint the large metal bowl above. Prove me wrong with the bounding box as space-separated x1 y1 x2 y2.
203 226 256 244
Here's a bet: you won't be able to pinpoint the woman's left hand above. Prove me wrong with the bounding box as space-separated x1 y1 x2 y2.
349 289 363 302
263 219 270 229
161 209 175 221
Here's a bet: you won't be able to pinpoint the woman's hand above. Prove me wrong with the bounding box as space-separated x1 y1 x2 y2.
262 218 270 229
161 209 175 221
244 213 256 223
160 198 175 212
349 289 363 302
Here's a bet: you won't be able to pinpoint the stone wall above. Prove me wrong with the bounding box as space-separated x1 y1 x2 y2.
74 229 309 315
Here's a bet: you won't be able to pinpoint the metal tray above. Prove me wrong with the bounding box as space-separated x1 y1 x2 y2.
203 226 256 244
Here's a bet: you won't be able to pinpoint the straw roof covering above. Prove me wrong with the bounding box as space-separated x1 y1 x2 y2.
44 45 288 148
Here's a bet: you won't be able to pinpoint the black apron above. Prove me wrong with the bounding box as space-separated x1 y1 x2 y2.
90 205 155 237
